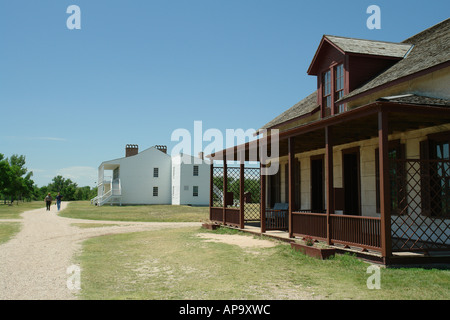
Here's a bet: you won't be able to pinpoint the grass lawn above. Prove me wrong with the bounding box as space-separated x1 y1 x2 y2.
76 226 450 300
0 222 21 245
0 201 44 219
61 201 209 222
0 201 43 243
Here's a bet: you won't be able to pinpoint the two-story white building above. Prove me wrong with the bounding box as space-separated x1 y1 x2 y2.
92 144 210 206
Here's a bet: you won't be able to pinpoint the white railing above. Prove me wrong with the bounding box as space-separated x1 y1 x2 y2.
91 178 122 206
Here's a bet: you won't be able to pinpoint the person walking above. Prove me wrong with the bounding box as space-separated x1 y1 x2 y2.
44 193 53 211
55 192 63 212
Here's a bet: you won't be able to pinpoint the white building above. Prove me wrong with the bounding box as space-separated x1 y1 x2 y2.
92 145 210 206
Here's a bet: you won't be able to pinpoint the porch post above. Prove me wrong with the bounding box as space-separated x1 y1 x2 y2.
378 110 392 258
223 156 227 225
325 126 334 245
239 162 245 229
260 164 266 233
288 137 294 238
209 160 214 221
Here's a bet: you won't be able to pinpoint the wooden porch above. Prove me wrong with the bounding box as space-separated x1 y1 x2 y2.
208 102 450 266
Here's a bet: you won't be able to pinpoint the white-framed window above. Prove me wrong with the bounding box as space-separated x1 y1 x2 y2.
153 167 159 178
193 186 199 197
153 186 158 197
193 165 199 176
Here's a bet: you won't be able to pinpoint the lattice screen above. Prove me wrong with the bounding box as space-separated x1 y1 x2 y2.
391 159 450 252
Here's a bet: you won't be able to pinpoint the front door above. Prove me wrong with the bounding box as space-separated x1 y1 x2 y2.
343 149 360 215
311 156 324 212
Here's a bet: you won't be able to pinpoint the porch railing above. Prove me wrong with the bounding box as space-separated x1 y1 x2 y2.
292 212 382 252
210 207 240 227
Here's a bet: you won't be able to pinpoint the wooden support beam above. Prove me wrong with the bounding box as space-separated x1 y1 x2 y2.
260 164 266 234
325 126 334 245
209 160 214 221
378 111 392 258
239 163 245 229
223 157 227 225
288 137 294 238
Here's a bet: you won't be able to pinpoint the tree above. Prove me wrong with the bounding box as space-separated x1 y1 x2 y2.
47 175 78 201
1 154 34 203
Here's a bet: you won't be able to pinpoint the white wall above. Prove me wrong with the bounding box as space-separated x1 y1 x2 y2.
172 154 210 205
102 147 172 205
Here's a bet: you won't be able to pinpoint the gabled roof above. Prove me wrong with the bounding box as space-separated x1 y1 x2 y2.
377 94 450 107
308 35 412 75
324 35 412 58
339 18 450 103
262 18 450 132
259 91 319 130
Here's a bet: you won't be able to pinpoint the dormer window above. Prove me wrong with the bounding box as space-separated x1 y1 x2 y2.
322 70 332 117
335 64 345 113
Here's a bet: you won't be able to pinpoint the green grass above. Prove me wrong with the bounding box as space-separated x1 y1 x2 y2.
60 201 209 222
0 222 21 245
76 226 450 300
0 201 44 219
0 202 43 244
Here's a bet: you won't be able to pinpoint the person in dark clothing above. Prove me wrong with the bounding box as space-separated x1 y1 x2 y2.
56 192 63 211
44 193 53 211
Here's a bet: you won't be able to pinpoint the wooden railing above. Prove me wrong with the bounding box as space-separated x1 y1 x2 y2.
331 215 381 251
210 207 240 227
292 212 327 240
292 212 382 252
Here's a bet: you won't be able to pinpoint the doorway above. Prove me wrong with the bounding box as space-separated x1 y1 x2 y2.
342 148 360 215
311 156 324 212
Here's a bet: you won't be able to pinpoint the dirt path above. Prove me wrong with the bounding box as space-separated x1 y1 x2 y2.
0 202 200 300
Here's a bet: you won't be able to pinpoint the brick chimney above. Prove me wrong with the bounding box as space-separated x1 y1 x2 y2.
125 144 139 157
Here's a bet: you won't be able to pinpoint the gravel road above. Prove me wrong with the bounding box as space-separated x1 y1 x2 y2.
0 202 200 300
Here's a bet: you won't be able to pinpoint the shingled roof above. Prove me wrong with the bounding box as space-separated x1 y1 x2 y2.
339 18 450 102
259 91 319 130
261 18 449 131
377 94 450 107
324 35 412 58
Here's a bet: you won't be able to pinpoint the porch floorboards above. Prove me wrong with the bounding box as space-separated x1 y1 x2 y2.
223 224 450 266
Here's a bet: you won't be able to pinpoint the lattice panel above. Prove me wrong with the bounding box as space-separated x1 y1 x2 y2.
391 159 450 252
227 167 241 208
244 167 261 221
212 167 224 207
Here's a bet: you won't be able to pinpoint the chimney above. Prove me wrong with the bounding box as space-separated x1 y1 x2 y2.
198 152 204 160
125 144 139 157
155 145 167 154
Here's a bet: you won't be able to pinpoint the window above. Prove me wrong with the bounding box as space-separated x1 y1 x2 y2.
421 133 450 218
153 186 158 197
334 64 345 113
193 165 199 176
375 141 406 215
193 186 199 197
322 70 331 117
153 167 159 178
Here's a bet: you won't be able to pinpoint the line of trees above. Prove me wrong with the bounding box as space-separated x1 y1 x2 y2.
0 153 97 204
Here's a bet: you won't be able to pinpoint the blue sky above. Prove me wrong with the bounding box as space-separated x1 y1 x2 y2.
0 1 448 188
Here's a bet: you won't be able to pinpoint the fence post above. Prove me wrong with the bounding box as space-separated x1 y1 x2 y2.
260 164 266 233
223 156 227 225
240 163 245 229
325 126 334 245
378 110 392 259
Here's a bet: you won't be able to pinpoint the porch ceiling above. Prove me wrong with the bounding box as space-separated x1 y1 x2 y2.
208 102 450 161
